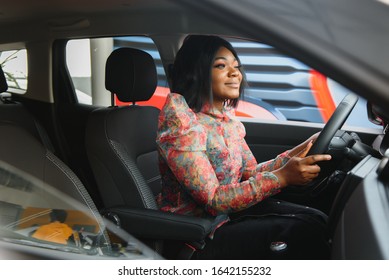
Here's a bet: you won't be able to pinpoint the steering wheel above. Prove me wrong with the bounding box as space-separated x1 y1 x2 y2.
307 93 359 157
276 94 359 213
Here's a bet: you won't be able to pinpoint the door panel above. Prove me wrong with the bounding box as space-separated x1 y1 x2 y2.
243 120 321 162
242 119 382 163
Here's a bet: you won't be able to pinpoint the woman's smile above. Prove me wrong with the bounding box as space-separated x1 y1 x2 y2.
225 82 240 88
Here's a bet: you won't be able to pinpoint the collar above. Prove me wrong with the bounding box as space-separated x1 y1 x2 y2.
200 103 231 122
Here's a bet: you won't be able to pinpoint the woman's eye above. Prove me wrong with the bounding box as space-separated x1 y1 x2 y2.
214 63 225 69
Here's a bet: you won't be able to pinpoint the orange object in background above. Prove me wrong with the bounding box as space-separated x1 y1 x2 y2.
115 86 277 120
32 221 73 245
309 70 336 122
115 86 170 108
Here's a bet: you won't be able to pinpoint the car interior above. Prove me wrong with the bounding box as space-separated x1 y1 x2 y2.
1 0 389 260
0 64 161 259
0 51 213 259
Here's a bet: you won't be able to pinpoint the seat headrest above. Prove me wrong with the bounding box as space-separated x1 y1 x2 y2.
0 65 8 93
105 48 157 103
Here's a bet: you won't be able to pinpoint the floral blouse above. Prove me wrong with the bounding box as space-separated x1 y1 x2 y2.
156 93 290 219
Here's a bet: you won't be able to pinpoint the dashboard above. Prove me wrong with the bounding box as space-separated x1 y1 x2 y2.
330 129 389 259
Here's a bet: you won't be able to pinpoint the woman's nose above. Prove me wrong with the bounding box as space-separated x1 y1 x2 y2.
229 67 239 77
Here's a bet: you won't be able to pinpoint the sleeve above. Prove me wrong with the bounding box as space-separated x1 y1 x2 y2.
157 94 283 216
241 138 291 180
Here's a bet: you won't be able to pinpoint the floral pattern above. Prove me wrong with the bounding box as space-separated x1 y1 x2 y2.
156 93 290 218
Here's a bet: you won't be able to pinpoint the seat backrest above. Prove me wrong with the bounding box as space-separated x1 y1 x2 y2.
0 65 109 245
85 47 161 210
0 66 55 153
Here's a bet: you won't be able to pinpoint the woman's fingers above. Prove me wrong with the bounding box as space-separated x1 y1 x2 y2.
297 140 313 158
309 132 320 143
303 154 332 165
299 154 331 184
274 153 331 187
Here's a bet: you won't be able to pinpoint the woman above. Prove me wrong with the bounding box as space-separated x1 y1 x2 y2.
156 35 331 259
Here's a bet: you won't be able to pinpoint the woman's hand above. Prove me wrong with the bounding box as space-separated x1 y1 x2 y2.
287 132 320 158
272 140 331 187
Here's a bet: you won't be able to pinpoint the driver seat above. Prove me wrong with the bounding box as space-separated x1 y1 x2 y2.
85 47 212 258
85 47 161 210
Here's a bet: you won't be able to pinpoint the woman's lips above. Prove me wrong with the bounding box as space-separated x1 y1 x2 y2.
225 82 239 88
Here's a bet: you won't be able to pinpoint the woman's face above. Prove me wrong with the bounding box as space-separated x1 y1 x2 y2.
211 46 242 110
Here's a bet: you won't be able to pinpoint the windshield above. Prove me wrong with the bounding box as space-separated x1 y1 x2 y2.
0 161 160 259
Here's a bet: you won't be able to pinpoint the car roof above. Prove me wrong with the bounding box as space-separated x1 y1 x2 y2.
0 0 388 108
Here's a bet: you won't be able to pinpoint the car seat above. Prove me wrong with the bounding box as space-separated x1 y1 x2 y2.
0 65 111 250
85 47 211 259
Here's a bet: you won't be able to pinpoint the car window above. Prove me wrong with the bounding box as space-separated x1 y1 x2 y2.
0 49 28 94
0 161 157 259
66 36 378 129
225 38 379 129
66 36 168 106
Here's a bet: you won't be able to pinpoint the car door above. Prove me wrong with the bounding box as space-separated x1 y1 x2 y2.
226 38 382 164
230 38 384 215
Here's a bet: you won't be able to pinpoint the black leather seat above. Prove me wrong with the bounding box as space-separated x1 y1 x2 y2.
86 48 161 209
0 65 111 247
85 47 211 258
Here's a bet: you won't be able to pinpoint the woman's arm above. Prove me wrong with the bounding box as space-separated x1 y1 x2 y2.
240 137 290 178
241 133 331 188
242 132 321 177
161 147 282 215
